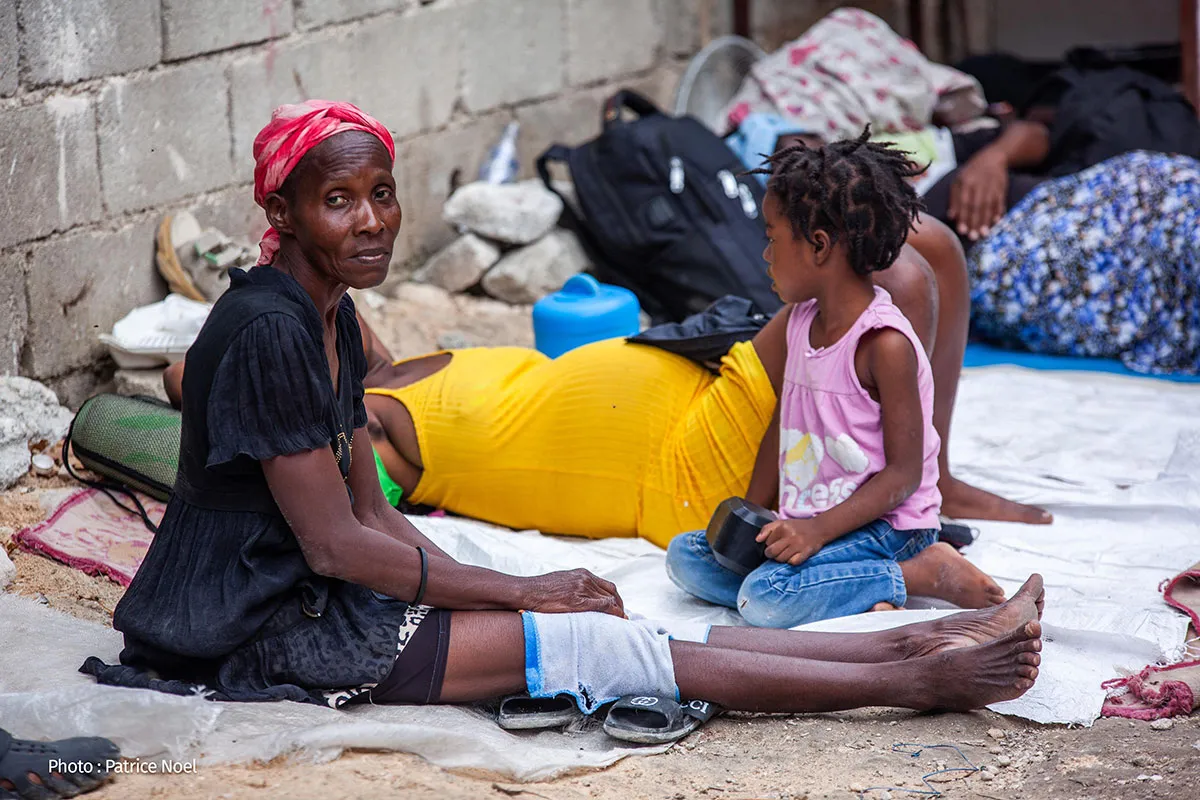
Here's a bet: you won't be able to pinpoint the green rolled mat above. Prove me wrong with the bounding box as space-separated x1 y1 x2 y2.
67 394 181 502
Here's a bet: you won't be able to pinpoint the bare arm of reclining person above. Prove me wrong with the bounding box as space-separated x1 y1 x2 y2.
949 120 1050 240
261 436 626 616
164 311 391 411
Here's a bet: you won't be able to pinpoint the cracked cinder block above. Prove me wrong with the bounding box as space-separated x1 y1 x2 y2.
97 61 234 214
0 1 17 96
0 252 27 376
568 0 661 86
462 0 565 112
19 0 161 85
23 220 163 379
0 98 103 249
294 0 414 28
162 0 295 60
229 4 463 176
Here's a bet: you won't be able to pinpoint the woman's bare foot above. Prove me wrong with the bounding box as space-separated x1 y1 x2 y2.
906 574 1044 658
871 602 899 612
913 620 1043 711
940 475 1053 525
901 542 1006 608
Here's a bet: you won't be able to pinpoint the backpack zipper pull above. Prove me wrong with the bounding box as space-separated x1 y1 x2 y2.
738 183 759 219
669 157 685 194
718 170 739 199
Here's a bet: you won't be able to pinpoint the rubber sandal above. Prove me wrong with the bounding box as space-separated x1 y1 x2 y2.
0 728 121 799
155 212 255 303
937 517 977 549
602 696 718 745
1162 560 1200 631
496 693 583 730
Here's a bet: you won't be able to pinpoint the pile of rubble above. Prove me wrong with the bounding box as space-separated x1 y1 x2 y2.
412 180 592 305
0 377 73 493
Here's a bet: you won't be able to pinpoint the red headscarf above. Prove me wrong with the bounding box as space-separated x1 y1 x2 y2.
251 100 396 265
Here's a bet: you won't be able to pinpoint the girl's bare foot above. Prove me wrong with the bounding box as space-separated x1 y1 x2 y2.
914 620 1043 710
906 574 1044 658
939 475 1053 525
901 542 1006 608
871 602 899 612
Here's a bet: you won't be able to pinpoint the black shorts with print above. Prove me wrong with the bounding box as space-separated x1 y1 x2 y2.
345 606 452 705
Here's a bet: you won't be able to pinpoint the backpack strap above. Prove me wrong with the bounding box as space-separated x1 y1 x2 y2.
602 90 661 126
536 144 666 320
62 410 160 534
536 144 610 263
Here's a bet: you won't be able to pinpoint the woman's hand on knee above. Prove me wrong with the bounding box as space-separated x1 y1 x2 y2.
523 569 626 617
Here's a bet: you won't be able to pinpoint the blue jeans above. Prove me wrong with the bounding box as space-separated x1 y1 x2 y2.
665 519 939 628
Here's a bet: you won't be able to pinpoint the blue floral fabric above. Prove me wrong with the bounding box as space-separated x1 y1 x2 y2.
967 151 1200 375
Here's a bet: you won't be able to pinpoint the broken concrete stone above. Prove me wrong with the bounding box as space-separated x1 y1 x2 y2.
1150 718 1174 731
482 230 592 305
443 180 563 245
0 440 30 492
0 546 14 590
436 331 474 350
114 368 170 404
412 234 500 293
355 281 533 361
0 377 72 490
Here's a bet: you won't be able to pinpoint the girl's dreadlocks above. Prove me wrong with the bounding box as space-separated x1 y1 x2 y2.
752 128 925 277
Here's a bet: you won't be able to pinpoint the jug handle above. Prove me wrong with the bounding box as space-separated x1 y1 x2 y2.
559 274 601 297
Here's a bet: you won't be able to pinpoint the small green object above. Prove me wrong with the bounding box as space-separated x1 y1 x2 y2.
374 447 404 507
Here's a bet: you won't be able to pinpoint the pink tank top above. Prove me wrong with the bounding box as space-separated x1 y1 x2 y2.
777 287 941 530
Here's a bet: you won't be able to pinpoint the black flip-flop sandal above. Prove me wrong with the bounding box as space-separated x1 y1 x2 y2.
602 696 718 744
938 518 977 549
496 693 584 731
0 729 121 800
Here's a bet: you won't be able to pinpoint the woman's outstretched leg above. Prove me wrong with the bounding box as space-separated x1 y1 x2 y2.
674 619 1041 713
435 575 1044 712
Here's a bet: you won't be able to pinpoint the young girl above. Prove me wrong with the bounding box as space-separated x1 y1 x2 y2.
666 131 1005 627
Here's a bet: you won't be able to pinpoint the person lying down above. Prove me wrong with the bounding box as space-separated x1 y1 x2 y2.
88 99 1045 727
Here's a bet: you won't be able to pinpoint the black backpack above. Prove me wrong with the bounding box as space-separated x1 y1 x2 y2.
537 90 782 324
1026 66 1200 177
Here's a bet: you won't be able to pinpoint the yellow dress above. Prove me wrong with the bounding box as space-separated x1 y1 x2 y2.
365 338 775 548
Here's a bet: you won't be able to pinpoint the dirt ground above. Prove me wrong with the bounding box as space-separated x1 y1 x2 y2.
3 480 1197 800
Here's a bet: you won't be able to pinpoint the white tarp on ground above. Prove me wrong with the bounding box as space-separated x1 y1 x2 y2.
0 366 1197 780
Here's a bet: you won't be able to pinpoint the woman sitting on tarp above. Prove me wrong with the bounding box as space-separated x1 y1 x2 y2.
87 98 1048 729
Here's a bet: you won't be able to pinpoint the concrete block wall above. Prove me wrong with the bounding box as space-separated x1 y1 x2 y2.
0 0 824 406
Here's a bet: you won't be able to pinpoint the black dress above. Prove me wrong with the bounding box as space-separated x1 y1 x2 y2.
82 267 414 705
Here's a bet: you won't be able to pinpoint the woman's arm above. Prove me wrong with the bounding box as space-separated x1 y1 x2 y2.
348 427 449 558
262 447 625 615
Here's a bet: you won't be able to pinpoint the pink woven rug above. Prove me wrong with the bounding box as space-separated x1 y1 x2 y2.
13 488 164 586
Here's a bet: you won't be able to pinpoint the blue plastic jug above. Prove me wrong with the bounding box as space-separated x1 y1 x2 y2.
533 274 641 358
